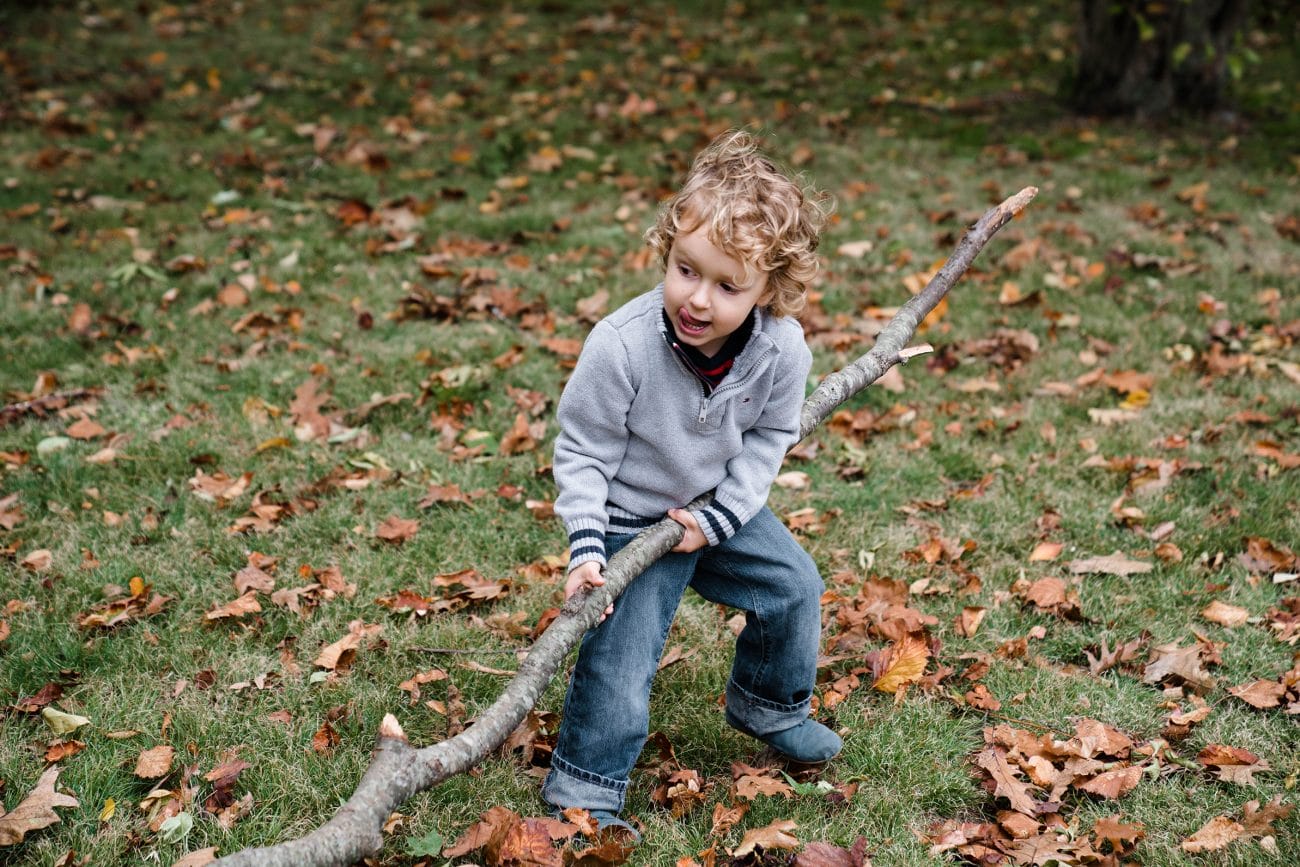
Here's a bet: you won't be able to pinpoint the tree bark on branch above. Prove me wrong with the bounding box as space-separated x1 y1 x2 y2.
215 186 1038 867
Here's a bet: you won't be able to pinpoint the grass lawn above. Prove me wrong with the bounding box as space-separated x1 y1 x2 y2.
1 1 1297 865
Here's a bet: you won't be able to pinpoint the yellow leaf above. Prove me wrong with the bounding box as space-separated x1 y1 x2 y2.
872 634 930 693
1120 389 1150 410
42 707 92 735
100 798 116 822
129 576 146 597
254 436 292 454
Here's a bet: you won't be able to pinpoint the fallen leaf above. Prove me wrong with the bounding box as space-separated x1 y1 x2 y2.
869 633 929 693
1228 679 1286 709
375 514 419 544
1092 815 1144 852
170 846 219 866
41 707 91 735
1028 541 1062 562
1067 552 1152 576
1197 744 1270 785
204 591 262 621
135 745 175 779
1181 815 1244 853
0 766 79 846
976 747 1038 816
730 818 799 857
20 549 52 572
794 835 871 866
1202 600 1250 628
1076 765 1143 799
315 620 383 671
1143 642 1217 691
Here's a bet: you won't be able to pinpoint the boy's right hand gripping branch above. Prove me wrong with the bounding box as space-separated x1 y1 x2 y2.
566 561 614 622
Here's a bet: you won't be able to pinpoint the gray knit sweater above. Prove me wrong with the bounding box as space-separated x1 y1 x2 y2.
553 285 812 570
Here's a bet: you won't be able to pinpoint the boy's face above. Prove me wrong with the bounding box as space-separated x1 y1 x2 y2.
662 226 772 357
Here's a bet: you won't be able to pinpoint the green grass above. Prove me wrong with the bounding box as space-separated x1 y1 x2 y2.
2 1 1298 865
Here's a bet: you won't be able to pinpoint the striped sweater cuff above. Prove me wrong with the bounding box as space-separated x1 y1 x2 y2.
565 520 607 572
690 499 745 547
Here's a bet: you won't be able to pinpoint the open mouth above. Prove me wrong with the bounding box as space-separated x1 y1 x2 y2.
677 310 710 335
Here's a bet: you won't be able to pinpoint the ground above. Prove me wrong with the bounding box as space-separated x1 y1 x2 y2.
0 2 1297 865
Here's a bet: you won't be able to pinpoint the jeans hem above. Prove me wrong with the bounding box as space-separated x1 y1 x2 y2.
541 753 628 813
725 678 811 736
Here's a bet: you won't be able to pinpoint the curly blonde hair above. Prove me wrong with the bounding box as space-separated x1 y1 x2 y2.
644 130 830 319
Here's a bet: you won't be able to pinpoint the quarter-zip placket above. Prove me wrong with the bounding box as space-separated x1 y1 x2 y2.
693 343 775 425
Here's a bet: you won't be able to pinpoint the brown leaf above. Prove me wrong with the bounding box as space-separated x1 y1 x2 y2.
794 836 871 867
44 740 86 763
955 606 986 638
1228 679 1286 709
375 514 419 543
1202 599 1250 628
1075 765 1143 799
964 684 1001 711
1198 744 1270 785
0 765 79 846
1012 576 1082 619
314 620 383 671
311 720 339 754
651 769 708 818
499 817 567 866
134 745 175 779
1240 795 1293 837
733 773 794 801
500 412 545 456
730 818 799 858
188 469 253 506
443 806 520 859
1181 815 1244 853
1084 636 1146 675
709 802 748 838
975 746 1038 815
204 591 262 621
66 417 106 440
1143 642 1217 691
1092 815 1144 852
170 847 219 867
869 633 929 693
1067 552 1153 576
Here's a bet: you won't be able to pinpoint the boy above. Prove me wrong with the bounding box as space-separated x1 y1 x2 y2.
543 131 838 835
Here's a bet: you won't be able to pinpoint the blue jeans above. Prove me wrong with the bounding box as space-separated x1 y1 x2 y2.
541 506 825 813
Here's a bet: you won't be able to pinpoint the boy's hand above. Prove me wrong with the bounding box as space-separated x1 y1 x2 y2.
565 561 614 622
668 508 708 553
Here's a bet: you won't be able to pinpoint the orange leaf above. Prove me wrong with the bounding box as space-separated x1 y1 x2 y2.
1028 541 1062 562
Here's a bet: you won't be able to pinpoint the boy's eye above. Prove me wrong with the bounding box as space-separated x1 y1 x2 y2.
720 283 737 294
678 264 694 277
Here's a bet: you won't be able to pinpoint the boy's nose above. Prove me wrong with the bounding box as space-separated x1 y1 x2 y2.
689 283 711 309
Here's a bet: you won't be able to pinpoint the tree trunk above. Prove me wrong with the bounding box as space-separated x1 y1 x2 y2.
1070 0 1250 117
213 188 1039 867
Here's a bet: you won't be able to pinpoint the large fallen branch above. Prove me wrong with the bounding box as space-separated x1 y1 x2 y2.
216 187 1037 867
